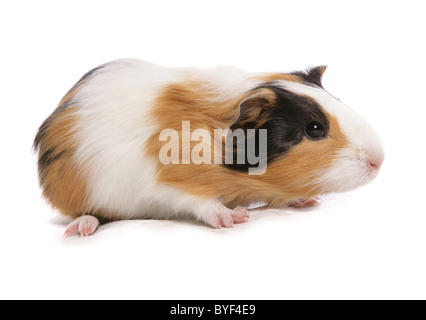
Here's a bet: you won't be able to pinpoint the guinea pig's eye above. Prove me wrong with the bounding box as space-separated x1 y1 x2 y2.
305 121 326 140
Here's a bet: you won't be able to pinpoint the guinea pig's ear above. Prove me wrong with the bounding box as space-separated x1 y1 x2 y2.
225 88 277 173
231 88 277 130
306 65 328 87
292 65 328 88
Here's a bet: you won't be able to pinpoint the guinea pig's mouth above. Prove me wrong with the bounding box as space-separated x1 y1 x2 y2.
351 156 383 189
319 152 384 194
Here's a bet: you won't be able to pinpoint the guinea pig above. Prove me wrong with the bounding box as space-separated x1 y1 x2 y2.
33 59 384 237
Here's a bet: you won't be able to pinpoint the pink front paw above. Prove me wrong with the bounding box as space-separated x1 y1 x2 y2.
64 215 100 237
208 206 250 229
288 197 321 208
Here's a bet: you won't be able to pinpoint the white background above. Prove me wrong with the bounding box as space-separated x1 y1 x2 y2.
1 0 425 299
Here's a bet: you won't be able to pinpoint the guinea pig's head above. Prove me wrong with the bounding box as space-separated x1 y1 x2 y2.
227 66 384 199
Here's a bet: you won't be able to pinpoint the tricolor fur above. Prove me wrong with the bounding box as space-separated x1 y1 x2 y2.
34 59 384 234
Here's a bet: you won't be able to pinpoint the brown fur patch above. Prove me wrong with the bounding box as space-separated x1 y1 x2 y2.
36 106 90 219
253 73 304 84
146 80 348 209
145 82 269 162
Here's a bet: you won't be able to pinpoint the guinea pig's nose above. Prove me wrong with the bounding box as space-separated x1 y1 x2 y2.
367 153 384 171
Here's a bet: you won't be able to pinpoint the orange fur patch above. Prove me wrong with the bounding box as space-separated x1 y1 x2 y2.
145 81 261 161
146 79 348 209
253 73 304 84
36 105 90 219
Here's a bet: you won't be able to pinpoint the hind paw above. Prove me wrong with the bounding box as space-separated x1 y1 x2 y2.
288 197 321 208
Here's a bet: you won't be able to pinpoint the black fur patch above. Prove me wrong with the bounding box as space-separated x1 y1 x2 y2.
225 85 329 171
39 147 66 166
